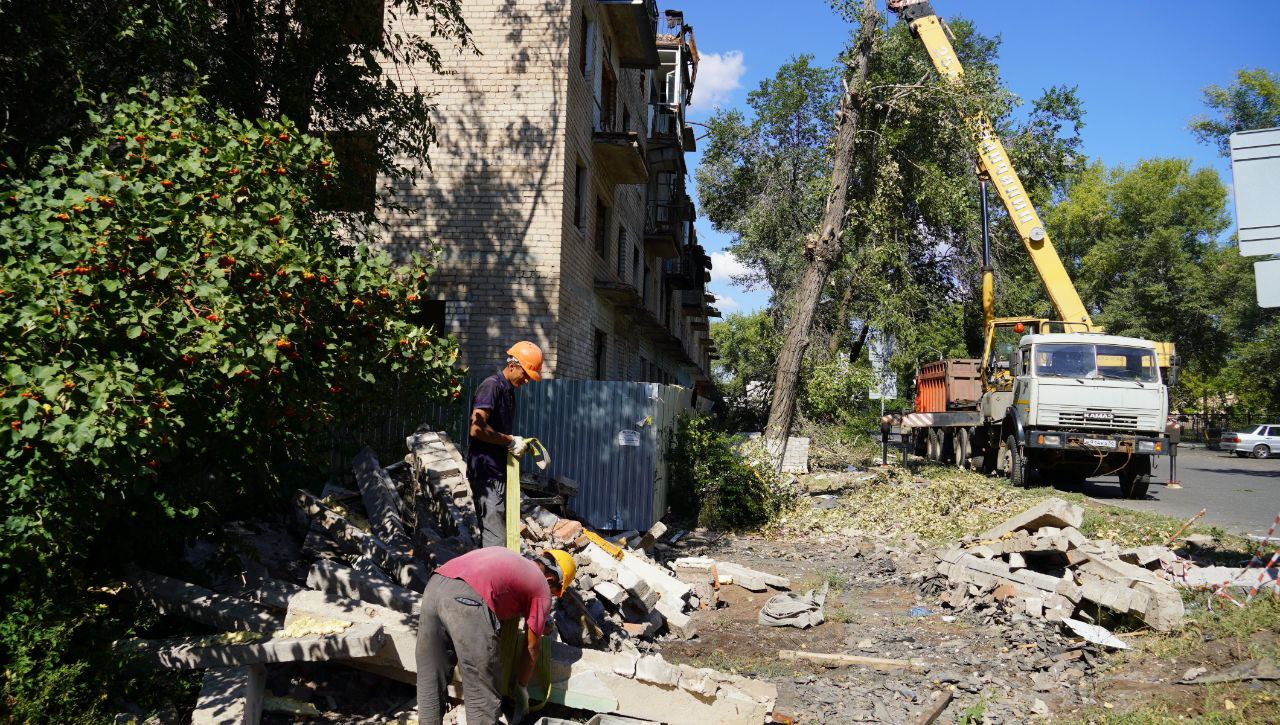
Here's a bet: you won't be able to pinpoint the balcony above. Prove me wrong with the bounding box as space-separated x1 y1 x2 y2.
593 99 648 185
596 0 659 68
645 198 691 257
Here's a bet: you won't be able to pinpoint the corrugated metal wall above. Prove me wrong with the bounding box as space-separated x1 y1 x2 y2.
383 378 693 530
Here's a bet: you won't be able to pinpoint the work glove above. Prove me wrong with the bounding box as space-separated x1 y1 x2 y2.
507 435 529 457
511 684 530 723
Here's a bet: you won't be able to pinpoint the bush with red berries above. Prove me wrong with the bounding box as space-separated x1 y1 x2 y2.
0 86 459 584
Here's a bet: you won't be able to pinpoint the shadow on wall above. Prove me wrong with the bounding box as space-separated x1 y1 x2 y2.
386 0 569 376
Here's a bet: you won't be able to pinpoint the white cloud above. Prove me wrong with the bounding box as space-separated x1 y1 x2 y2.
709 250 751 283
712 293 739 312
689 50 745 115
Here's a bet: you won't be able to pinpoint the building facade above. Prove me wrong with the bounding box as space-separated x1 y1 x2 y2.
382 0 717 388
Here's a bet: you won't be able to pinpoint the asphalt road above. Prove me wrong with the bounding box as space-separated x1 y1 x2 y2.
1057 446 1280 538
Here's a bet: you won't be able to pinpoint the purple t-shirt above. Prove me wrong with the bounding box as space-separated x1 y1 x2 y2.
467 370 515 482
437 547 552 635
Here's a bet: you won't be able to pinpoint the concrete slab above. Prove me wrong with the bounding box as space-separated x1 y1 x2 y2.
192 664 264 725
130 623 385 669
980 498 1084 540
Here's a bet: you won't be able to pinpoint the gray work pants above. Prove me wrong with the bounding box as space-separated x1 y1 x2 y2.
416 575 502 725
471 476 507 549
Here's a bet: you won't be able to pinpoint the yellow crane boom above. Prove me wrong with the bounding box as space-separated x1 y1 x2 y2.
889 0 1093 330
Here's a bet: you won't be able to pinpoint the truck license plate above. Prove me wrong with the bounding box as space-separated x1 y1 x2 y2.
1082 438 1117 449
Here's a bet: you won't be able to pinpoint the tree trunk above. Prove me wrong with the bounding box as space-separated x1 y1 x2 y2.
764 1 880 455
849 322 871 364
827 271 856 358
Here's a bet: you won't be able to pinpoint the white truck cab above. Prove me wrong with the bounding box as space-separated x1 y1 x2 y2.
1008 333 1170 498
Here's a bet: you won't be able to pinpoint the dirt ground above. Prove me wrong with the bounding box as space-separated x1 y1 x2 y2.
658 527 1280 724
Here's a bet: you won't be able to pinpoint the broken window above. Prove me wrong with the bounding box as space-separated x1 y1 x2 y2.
594 329 608 380
595 197 609 260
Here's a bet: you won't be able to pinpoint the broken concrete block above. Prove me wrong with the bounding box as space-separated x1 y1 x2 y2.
536 643 774 725
192 664 264 725
655 598 696 639
634 654 680 686
306 559 421 615
1119 545 1175 569
294 490 426 588
405 431 478 550
128 571 279 634
715 561 790 591
582 545 659 608
980 498 1084 540
1009 568 1062 593
635 522 668 550
352 446 414 555
552 519 584 542
967 545 997 559
130 623 386 670
618 552 694 603
1006 553 1027 570
1061 527 1088 549
593 581 629 606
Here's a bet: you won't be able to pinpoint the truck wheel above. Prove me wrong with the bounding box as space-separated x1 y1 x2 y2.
1253 444 1271 460
1006 435 1030 488
927 428 942 462
1118 465 1150 499
979 430 999 475
954 428 971 470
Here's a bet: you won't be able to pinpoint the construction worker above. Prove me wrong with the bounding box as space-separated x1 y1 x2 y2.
416 547 575 725
468 341 543 547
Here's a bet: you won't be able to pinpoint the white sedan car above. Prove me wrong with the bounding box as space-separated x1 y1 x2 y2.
1221 424 1279 459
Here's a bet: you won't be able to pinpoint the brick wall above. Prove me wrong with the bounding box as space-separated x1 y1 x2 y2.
378 0 704 383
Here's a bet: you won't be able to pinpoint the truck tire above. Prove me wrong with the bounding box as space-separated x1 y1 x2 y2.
1006 435 1030 488
1253 444 1271 460
954 428 971 470
1118 464 1150 499
927 428 942 462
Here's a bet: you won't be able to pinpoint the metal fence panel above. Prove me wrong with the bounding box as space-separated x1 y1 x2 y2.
401 378 692 530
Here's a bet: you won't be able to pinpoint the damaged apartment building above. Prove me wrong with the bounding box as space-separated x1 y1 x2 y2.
382 1 718 390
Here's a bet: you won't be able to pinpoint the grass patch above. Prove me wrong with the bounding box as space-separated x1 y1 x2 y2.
1069 684 1280 724
1134 593 1280 664
772 462 1251 550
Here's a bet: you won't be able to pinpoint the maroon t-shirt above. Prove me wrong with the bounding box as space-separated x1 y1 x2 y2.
436 547 552 636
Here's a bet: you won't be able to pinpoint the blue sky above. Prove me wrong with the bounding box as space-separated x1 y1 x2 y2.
673 1 1280 315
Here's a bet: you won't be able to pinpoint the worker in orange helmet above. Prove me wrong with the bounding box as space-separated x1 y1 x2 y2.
467 341 543 547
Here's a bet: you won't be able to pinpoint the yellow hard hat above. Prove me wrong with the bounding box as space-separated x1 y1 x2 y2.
506 341 544 381
539 549 576 597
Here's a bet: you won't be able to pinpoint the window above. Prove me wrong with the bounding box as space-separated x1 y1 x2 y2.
642 264 651 307
579 17 594 78
622 106 631 133
594 198 609 259
631 244 640 288
406 299 447 333
616 228 627 279
574 163 586 229
593 330 607 380
638 356 649 383
1032 343 1159 383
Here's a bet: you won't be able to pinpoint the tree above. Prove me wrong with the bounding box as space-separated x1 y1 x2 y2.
1189 68 1280 156
763 0 882 454
1184 66 1280 411
0 1 472 196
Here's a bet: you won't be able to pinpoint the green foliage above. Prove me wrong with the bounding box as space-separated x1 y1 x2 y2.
0 1 473 191
800 358 874 425
0 587 200 723
666 415 790 530
0 86 459 585
710 310 780 425
1190 67 1280 156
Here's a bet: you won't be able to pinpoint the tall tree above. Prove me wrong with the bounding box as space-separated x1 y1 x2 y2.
1189 67 1280 154
764 0 882 451
0 1 472 195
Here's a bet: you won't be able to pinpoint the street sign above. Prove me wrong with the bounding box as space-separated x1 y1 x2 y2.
1255 258 1280 308
1231 127 1280 258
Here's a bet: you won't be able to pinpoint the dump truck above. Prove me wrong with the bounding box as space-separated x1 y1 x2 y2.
888 0 1177 499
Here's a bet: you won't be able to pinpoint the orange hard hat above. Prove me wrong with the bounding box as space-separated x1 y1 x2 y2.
507 341 543 381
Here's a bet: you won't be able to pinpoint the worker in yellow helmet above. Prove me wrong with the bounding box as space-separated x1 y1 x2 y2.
416 546 576 724
467 341 544 547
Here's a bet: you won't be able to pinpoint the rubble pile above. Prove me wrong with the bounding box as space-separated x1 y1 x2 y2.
932 497 1186 631
118 428 781 724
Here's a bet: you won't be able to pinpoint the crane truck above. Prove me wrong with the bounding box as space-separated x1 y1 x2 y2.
886 0 1178 499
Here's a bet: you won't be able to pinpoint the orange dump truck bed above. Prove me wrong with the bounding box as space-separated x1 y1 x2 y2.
914 359 982 413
